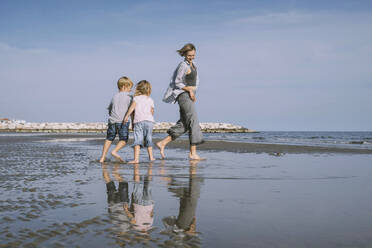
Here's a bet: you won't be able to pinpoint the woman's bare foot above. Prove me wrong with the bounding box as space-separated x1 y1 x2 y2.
128 160 139 164
189 153 206 160
111 151 124 162
156 142 165 159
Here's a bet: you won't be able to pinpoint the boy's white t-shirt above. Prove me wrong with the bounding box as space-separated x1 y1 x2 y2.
133 95 155 123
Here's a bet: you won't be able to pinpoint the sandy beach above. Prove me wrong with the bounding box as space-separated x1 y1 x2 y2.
1 133 372 247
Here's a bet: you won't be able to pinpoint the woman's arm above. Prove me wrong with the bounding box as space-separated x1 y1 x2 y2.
174 62 188 90
183 86 196 102
175 62 197 102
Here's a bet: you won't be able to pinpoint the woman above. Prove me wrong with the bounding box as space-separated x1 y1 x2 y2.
157 43 204 160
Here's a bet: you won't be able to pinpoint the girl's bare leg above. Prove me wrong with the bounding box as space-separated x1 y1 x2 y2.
156 135 172 159
147 146 155 161
128 145 140 164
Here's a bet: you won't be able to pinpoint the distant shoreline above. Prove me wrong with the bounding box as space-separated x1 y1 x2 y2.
0 121 257 133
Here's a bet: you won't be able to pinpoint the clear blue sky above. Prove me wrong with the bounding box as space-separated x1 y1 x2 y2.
1 0 371 131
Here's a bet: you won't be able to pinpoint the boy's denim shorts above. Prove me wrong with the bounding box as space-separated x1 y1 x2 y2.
106 122 129 142
133 121 154 148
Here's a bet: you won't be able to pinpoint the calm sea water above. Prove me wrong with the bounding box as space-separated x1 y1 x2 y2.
197 131 372 149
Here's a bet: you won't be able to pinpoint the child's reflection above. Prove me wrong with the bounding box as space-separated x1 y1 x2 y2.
102 163 154 235
124 163 154 233
102 163 130 234
162 160 202 235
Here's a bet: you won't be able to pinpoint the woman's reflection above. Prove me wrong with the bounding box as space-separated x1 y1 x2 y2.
162 160 202 237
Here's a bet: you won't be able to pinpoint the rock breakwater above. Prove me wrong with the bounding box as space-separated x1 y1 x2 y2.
0 120 256 133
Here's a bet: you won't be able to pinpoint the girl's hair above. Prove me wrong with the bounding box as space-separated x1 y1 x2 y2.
117 76 133 89
134 80 152 96
177 43 196 57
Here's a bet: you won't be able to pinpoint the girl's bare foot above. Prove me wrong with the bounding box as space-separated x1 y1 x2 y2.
128 160 139 164
111 151 124 162
149 158 156 161
156 142 165 159
99 157 105 163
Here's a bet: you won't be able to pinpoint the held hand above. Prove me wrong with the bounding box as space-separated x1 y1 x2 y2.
188 90 196 102
123 116 128 124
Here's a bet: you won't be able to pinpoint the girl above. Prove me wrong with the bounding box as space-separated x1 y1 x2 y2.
124 80 155 163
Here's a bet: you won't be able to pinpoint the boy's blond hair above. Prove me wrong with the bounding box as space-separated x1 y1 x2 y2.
134 80 152 96
117 76 133 89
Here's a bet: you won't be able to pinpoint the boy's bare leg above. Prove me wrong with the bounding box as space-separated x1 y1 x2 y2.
156 135 172 159
128 145 140 164
99 140 112 163
189 145 205 160
101 163 111 183
147 147 155 161
111 140 126 162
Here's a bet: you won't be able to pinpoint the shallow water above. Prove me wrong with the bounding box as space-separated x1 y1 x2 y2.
199 131 372 149
1 135 372 247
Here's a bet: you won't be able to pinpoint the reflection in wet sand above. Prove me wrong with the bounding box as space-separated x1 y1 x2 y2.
161 160 203 246
127 163 154 233
102 163 130 235
101 160 203 247
102 163 155 242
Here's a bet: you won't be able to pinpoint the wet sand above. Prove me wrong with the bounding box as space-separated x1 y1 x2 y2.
2 133 371 154
1 134 372 247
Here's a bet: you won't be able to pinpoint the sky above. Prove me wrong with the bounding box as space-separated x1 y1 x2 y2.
1 0 371 131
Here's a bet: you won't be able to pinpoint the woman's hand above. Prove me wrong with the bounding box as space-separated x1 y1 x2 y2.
182 86 197 102
188 90 196 102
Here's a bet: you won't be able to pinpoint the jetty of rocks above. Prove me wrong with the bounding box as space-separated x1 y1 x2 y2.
0 120 257 133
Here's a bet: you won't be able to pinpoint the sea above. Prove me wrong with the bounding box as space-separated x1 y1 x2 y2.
198 131 372 149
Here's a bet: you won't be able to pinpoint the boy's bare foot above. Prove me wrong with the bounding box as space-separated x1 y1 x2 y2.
111 151 124 163
149 158 156 161
189 153 206 160
128 160 139 164
156 142 165 159
99 157 105 163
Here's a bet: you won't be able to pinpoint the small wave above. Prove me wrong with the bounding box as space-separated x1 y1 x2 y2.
349 141 366 145
252 137 265 140
308 136 335 139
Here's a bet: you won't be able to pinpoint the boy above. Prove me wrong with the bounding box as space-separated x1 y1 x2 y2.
99 76 133 163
